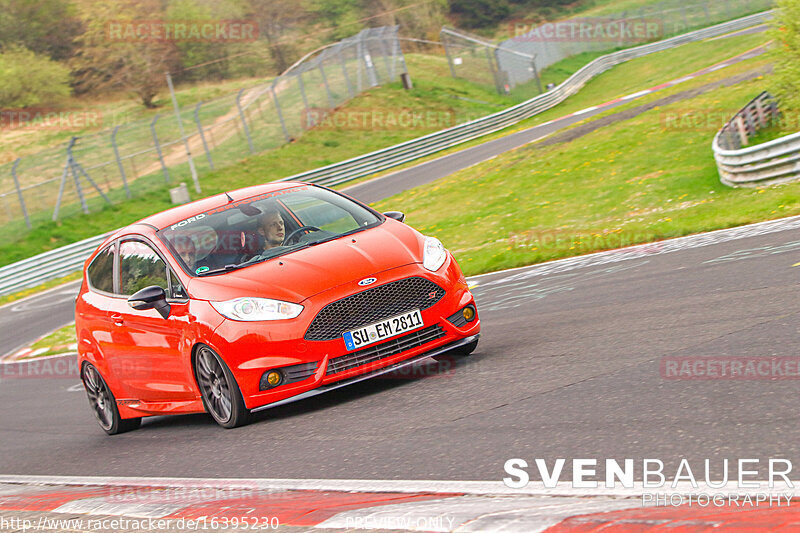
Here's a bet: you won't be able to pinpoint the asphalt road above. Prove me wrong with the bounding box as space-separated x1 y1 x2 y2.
0 281 81 359
1 220 799 481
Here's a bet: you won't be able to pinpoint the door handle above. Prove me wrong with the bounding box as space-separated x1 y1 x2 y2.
111 314 124 326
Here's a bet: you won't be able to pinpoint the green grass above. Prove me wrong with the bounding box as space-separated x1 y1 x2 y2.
370 71 798 277
21 323 77 359
0 272 81 307
0 32 772 268
0 76 272 165
0 30 775 272
0 54 515 266
338 32 772 191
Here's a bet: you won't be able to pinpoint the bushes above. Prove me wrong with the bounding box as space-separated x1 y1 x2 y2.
0 46 70 108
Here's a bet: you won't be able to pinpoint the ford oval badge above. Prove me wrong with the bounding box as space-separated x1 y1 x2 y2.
358 277 377 286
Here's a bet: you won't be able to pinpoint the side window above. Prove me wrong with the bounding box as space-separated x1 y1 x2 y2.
169 269 188 300
119 240 168 296
87 244 115 293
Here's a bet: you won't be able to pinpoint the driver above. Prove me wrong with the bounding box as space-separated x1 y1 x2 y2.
258 207 285 251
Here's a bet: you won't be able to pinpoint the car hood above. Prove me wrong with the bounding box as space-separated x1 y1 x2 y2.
188 220 424 303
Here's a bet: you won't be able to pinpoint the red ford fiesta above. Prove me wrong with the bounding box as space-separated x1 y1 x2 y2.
76 183 480 434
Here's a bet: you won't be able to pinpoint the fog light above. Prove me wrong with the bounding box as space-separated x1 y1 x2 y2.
463 306 476 322
260 370 284 390
266 371 282 386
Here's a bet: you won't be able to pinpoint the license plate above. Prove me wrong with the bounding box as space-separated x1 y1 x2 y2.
342 309 424 351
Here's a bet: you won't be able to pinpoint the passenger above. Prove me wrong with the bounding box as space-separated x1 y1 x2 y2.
172 235 197 270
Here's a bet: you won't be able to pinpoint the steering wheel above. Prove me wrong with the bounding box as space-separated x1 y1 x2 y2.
284 225 322 244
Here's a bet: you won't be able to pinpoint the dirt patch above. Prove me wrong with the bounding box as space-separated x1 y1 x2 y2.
536 66 773 148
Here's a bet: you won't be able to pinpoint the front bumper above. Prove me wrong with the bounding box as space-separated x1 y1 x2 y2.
249 334 479 414
207 259 480 410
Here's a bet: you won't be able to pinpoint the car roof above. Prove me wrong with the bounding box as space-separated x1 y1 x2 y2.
134 181 308 231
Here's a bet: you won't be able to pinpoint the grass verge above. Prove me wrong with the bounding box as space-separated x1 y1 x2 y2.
371 69 795 277
0 31 775 270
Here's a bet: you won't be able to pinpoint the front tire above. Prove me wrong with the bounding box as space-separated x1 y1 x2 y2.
82 363 141 435
194 345 251 429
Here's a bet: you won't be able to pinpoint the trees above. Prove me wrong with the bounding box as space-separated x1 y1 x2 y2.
0 0 83 61
449 0 511 29
249 0 308 73
0 46 71 108
70 0 179 108
770 0 800 110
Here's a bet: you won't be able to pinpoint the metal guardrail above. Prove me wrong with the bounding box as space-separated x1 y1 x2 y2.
713 92 800 187
0 233 111 296
281 11 773 188
0 10 774 297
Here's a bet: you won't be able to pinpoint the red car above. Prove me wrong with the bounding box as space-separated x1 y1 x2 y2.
76 183 480 433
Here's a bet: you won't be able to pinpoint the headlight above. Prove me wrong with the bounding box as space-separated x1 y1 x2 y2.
211 298 303 321
423 236 447 271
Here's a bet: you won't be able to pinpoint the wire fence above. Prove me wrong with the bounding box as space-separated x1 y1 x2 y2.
0 26 407 233
441 0 774 95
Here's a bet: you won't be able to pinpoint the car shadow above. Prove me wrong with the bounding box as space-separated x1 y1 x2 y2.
139 350 481 431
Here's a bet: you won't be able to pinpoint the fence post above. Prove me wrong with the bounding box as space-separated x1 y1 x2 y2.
377 27 394 83
53 153 70 221
318 63 336 109
441 32 458 78
10 159 31 229
297 72 313 127
194 102 214 170
111 126 131 199
67 138 88 215
338 45 355 98
270 84 291 142
485 46 503 94
150 115 170 183
166 72 201 194
236 88 255 153
360 33 378 87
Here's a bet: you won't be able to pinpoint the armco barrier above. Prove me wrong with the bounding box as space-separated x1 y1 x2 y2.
0 11 774 297
714 92 800 187
0 233 110 297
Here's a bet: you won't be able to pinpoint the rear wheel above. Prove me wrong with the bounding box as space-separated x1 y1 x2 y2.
195 345 251 428
82 363 141 435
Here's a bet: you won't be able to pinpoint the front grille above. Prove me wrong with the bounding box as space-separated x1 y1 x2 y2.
326 324 445 375
305 277 446 341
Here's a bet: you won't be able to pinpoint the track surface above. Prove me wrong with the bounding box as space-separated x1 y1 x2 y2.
1 220 799 480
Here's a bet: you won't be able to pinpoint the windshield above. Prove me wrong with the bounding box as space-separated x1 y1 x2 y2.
158 185 382 276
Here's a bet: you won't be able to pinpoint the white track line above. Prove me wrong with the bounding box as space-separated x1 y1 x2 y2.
0 475 793 498
467 212 800 282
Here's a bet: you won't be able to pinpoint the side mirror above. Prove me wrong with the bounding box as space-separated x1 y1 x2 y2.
383 211 405 223
128 286 171 319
